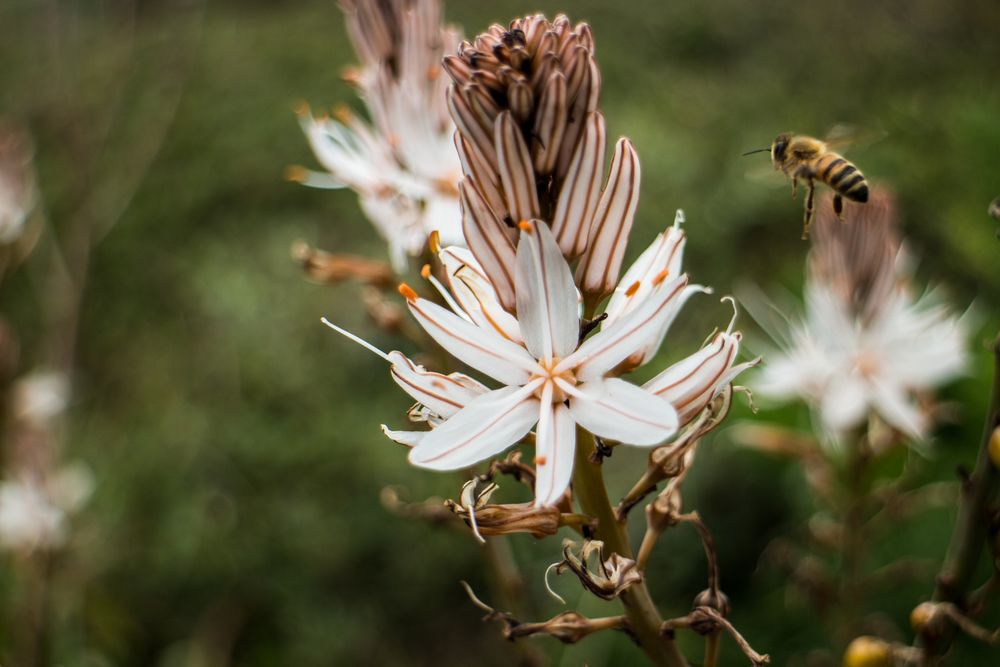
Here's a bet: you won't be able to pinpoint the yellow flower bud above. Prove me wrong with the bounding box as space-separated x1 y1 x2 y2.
843 636 890 667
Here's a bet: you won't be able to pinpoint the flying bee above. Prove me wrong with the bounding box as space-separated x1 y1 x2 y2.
744 133 870 239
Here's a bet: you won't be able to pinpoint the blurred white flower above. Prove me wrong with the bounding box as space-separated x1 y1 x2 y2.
0 463 93 552
0 123 36 245
12 370 70 426
754 191 967 440
294 0 463 271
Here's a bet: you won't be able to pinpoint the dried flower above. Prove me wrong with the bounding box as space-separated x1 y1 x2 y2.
295 0 464 270
755 190 967 440
554 539 643 600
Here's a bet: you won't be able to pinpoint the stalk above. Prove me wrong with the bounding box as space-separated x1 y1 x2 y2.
922 333 1000 657
572 427 688 667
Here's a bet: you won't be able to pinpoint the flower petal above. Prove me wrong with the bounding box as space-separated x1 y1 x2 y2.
515 220 579 362
439 246 523 343
381 424 427 448
643 333 739 424
404 294 538 385
605 214 686 326
559 275 695 380
869 378 926 438
387 351 488 420
563 378 678 446
533 388 576 507
409 384 542 470
819 374 870 434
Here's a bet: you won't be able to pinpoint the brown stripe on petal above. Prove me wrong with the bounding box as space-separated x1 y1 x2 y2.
455 134 505 215
532 72 568 175
448 85 497 167
555 55 600 182
509 81 535 125
495 111 540 223
577 23 595 53
551 111 606 258
529 51 559 95
442 55 473 85
575 138 641 297
459 179 517 312
466 83 500 134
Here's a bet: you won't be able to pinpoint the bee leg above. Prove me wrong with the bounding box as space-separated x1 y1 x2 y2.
802 180 816 240
790 176 798 200
833 194 844 222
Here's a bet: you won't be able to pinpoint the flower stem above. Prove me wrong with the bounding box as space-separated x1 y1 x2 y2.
572 427 688 667
922 333 1000 657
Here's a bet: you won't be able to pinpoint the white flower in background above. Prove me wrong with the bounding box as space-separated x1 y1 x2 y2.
11 370 70 426
326 218 755 506
0 123 36 245
294 0 463 271
0 463 94 552
754 190 967 439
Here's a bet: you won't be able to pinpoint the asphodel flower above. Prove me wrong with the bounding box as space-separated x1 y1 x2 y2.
755 190 967 439
373 220 709 506
294 0 463 270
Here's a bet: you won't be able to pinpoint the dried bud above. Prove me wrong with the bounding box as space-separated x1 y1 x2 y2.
462 581 624 644
555 539 643 600
693 588 731 616
292 242 395 287
645 490 683 534
445 479 560 539
910 601 949 643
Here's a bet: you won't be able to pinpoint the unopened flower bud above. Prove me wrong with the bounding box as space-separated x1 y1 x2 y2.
842 636 891 667
447 499 560 538
693 588 731 616
910 601 948 642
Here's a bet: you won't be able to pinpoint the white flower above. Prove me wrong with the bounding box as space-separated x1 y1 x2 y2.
396 221 693 505
754 191 967 440
0 464 93 552
11 370 70 426
295 0 463 271
0 123 35 245
756 283 966 438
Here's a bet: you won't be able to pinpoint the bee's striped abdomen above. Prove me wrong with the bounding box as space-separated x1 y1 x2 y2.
813 152 869 203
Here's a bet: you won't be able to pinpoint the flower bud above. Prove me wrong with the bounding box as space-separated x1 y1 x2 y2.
842 636 890 667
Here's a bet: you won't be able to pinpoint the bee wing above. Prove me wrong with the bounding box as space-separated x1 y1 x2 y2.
744 163 787 189
823 123 888 154
733 279 800 352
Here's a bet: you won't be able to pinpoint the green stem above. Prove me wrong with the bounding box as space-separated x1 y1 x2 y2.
572 427 688 667
923 334 1000 657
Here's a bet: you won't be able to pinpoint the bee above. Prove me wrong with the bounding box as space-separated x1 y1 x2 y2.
745 133 870 239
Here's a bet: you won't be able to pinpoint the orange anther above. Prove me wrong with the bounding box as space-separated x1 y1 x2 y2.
535 456 548 466
398 283 418 301
517 220 534 233
420 264 431 279
653 268 670 285
428 230 441 253
625 281 641 297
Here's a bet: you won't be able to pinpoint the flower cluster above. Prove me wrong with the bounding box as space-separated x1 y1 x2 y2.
322 13 756 507
294 0 464 270
755 190 967 440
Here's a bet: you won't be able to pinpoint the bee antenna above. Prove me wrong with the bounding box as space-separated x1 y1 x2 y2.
741 147 771 157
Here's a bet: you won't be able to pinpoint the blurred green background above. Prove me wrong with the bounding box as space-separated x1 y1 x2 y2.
1 0 999 665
